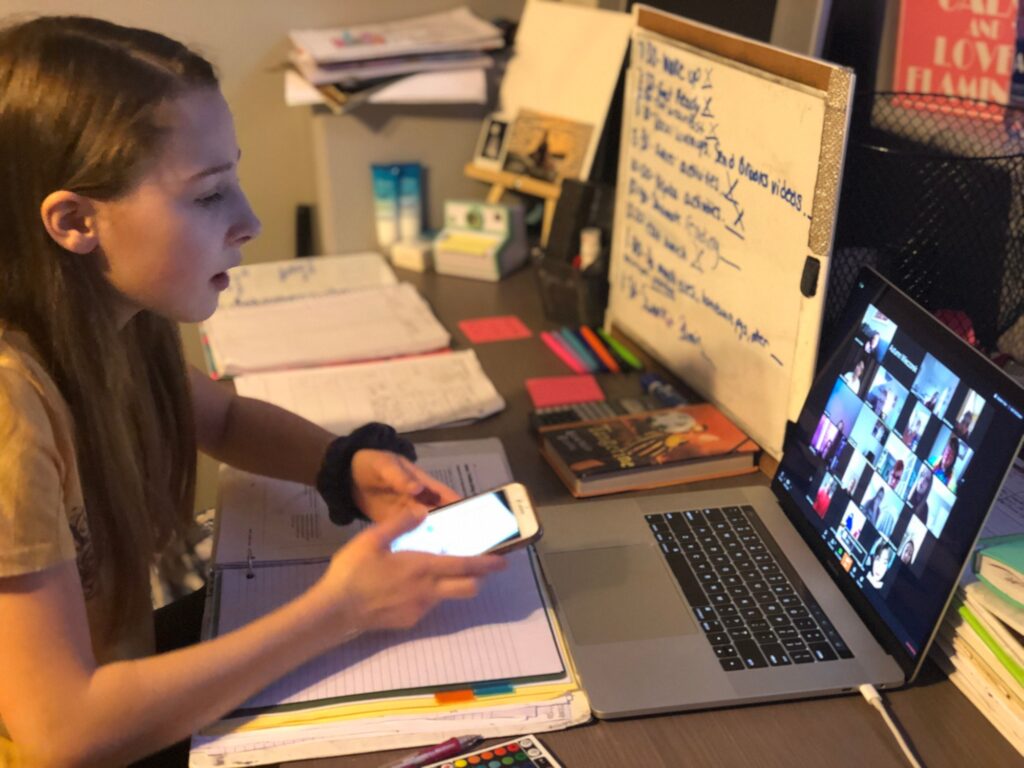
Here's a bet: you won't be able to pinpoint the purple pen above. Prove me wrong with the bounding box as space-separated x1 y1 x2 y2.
380 735 483 768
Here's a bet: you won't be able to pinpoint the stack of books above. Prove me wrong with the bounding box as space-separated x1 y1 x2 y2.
287 6 505 113
933 532 1024 755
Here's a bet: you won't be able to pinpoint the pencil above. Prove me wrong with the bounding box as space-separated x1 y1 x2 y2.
579 326 621 373
595 327 644 371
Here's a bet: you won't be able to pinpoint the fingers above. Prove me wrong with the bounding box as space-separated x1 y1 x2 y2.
404 552 507 577
433 576 484 600
362 506 427 548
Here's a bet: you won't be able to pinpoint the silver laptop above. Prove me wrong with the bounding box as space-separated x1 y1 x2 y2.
537 269 1024 718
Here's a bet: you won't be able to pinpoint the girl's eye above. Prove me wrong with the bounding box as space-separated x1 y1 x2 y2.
196 191 224 207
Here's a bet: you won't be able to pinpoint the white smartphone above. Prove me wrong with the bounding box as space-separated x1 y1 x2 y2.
390 482 542 556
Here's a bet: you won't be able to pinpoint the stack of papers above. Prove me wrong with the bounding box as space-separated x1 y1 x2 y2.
202 252 505 433
285 6 504 112
233 349 505 435
217 252 396 308
930 461 1024 756
201 282 449 378
191 439 589 767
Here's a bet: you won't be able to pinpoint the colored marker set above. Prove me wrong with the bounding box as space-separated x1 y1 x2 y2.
539 326 644 375
421 735 563 768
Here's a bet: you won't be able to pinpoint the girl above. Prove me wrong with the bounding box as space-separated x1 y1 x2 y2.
932 434 960 485
0 16 504 767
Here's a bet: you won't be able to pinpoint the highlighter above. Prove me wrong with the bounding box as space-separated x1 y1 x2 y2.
580 326 621 373
558 327 602 373
595 328 644 371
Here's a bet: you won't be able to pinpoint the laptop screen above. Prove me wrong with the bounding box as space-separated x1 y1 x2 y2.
773 269 1024 675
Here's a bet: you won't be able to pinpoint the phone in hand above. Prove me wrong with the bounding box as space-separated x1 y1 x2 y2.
390 482 542 556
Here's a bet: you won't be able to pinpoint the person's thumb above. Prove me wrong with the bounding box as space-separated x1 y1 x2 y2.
365 505 427 548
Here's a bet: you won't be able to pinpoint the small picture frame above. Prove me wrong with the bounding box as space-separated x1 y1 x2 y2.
502 108 593 184
473 112 511 171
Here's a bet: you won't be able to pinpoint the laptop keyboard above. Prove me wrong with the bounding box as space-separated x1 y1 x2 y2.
647 505 854 671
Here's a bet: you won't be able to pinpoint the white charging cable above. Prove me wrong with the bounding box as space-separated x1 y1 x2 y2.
859 684 924 768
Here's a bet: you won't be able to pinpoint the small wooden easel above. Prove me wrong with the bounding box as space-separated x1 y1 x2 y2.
463 163 561 247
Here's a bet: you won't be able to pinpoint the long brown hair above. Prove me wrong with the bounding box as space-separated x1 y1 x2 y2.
0 16 214 639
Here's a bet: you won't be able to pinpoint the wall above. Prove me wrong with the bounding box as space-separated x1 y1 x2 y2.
3 0 524 509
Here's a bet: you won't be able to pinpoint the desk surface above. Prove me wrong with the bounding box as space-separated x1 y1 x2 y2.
290 264 1022 768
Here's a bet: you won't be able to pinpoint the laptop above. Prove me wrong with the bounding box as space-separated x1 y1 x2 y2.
536 268 1024 718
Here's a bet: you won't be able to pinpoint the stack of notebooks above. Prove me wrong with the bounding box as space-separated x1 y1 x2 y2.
286 6 504 114
190 438 589 767
199 252 505 434
931 463 1024 756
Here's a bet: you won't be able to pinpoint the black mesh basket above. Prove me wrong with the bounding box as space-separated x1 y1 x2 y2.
825 93 1024 359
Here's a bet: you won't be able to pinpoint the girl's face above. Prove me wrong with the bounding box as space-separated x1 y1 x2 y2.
92 88 260 324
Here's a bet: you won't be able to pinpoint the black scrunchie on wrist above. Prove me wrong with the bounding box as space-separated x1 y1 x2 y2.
315 422 417 526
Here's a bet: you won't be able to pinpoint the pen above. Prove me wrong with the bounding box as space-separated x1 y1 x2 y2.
640 372 687 406
380 734 483 768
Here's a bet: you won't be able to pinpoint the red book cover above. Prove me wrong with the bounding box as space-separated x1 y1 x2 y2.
893 0 1019 105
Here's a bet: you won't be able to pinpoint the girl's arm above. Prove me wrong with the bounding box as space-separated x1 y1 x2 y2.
189 366 331 486
0 511 504 767
188 367 461 519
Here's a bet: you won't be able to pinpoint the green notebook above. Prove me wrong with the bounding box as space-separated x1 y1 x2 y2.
974 533 1024 611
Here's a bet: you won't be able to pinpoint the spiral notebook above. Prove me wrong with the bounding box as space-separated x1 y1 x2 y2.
204 439 566 717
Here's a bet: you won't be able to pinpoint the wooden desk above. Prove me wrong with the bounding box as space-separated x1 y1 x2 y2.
292 265 1022 768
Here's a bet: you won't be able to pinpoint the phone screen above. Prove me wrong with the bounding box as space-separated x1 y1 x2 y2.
390 489 520 556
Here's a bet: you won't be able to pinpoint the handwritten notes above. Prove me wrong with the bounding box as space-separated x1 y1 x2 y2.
216 253 397 308
607 24 849 457
233 350 505 435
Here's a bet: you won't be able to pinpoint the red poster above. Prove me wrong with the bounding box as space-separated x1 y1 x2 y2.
894 0 1019 104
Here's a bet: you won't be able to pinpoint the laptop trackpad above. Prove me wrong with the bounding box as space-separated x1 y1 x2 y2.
543 545 698 646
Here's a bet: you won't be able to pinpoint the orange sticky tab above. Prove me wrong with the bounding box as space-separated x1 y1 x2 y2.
434 689 475 704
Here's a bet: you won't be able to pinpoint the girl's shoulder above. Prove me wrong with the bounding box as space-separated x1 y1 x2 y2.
0 327 60 415
0 326 76 462
0 326 82 577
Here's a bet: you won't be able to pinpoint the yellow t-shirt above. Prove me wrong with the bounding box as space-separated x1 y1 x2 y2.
0 327 154 746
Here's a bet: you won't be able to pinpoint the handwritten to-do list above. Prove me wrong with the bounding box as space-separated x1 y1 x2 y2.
607 28 830 455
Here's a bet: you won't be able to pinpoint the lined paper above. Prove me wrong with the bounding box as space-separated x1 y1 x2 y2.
233 350 504 434
216 550 564 710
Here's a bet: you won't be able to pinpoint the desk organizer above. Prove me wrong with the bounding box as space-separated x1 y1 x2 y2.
535 251 609 328
825 93 1024 358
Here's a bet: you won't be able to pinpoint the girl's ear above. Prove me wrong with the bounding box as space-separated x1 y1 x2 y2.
40 191 99 254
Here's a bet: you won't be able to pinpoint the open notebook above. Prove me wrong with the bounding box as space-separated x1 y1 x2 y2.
232 349 505 435
192 438 588 766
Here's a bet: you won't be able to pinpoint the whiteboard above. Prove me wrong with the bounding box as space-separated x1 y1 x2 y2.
606 7 854 458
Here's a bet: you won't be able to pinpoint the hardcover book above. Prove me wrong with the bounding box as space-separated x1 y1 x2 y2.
893 0 1019 105
539 403 759 497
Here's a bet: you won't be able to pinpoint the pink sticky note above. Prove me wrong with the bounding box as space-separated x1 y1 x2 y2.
459 315 533 344
525 374 605 409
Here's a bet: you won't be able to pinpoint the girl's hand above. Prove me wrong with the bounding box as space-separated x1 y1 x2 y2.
315 509 506 634
350 448 460 524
